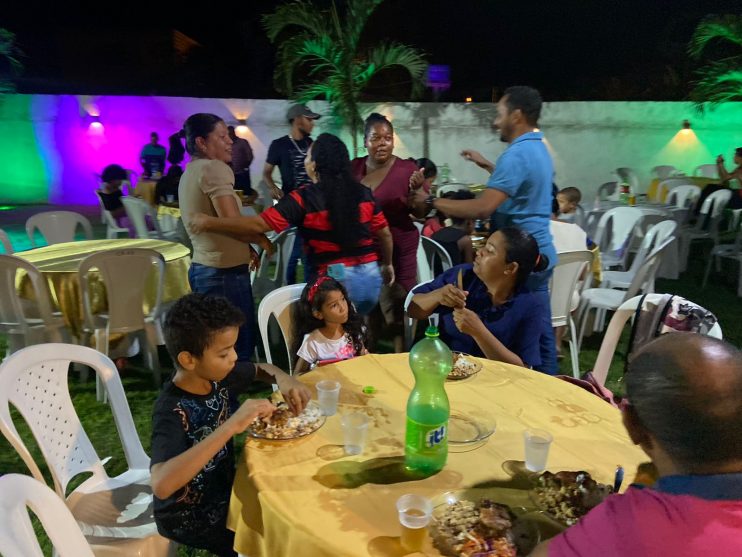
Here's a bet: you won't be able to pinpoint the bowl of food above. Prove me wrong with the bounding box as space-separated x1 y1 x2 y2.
448 352 483 381
430 491 541 556
531 470 613 526
246 401 325 440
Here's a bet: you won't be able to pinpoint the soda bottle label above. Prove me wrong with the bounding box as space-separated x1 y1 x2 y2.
406 416 448 453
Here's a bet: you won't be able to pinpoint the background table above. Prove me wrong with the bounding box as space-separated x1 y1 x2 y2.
134 179 158 205
228 353 646 557
15 239 191 337
647 176 718 202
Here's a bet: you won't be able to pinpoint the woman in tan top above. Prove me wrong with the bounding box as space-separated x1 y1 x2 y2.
179 113 270 361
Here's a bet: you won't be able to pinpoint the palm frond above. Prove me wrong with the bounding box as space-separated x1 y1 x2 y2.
342 0 385 52
0 29 23 71
262 1 329 42
365 42 429 97
690 64 742 105
273 33 317 94
689 14 742 59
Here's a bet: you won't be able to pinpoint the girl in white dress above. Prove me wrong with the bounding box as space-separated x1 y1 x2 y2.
293 276 367 374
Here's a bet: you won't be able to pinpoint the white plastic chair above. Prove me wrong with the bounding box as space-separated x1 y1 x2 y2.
78 248 165 400
602 220 677 289
693 164 718 179
0 343 175 556
122 196 179 241
416 238 434 283
596 181 617 201
0 254 67 357
549 250 593 378
651 165 677 181
251 228 297 300
576 237 674 349
677 189 732 273
257 283 305 370
421 235 453 276
0 474 96 557
96 193 130 239
591 294 723 387
666 184 702 225
702 220 742 292
25 211 94 247
403 280 433 351
0 228 14 254
593 207 644 270
614 167 640 194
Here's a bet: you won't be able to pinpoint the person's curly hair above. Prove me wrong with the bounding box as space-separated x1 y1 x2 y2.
163 293 245 362
311 133 367 249
291 277 366 360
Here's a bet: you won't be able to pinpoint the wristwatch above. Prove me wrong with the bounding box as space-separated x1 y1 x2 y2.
424 195 436 210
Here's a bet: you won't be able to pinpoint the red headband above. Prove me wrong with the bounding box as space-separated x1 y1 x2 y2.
308 275 332 304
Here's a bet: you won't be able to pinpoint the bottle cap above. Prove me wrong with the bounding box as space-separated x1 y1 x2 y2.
362 385 376 394
424 326 440 338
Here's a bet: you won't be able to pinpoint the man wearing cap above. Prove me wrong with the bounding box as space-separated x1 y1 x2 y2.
262 104 321 283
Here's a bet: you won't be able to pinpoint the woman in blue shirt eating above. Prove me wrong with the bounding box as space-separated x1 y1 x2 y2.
408 227 550 371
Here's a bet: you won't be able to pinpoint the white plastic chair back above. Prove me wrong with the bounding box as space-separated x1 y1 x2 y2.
96 193 130 239
436 184 470 197
416 238 433 283
700 188 733 220
0 474 96 557
121 197 156 239
0 255 65 356
25 211 93 248
403 280 433 351
0 343 149 497
78 248 165 334
421 235 453 276
624 237 674 299
258 283 305 369
651 165 677 180
591 294 723 387
252 228 297 300
596 181 617 201
550 251 593 378
614 167 640 193
0 229 13 254
630 220 676 272
693 164 718 179
666 184 701 209
593 207 644 253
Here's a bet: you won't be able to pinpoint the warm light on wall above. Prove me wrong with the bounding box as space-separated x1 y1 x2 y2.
235 118 249 136
465 96 473 103
88 115 103 131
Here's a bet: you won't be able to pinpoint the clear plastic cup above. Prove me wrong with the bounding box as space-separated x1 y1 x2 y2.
396 494 433 552
165 194 175 203
341 412 370 455
523 428 553 472
316 380 340 416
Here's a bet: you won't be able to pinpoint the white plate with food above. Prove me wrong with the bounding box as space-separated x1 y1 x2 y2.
530 470 613 526
448 352 483 381
246 401 325 440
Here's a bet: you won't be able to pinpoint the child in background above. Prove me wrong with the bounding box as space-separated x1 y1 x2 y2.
151 293 310 557
293 276 368 374
416 158 444 237
556 186 582 215
431 190 476 270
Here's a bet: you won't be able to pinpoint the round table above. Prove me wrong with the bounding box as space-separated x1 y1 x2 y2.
15 239 191 337
228 353 646 557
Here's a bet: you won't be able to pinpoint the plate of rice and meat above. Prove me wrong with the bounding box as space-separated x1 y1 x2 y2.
246 401 325 440
531 470 613 526
448 352 483 381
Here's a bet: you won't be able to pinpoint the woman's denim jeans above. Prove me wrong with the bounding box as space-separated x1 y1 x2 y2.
188 263 256 362
342 262 383 316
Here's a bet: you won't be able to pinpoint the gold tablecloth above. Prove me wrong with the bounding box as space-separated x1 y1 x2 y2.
647 176 718 202
15 239 191 337
134 179 158 205
228 353 645 557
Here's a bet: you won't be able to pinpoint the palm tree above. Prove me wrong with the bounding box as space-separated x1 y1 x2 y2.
262 0 428 154
688 14 742 107
0 28 23 94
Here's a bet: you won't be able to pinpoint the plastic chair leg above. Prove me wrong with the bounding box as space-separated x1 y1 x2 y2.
94 329 109 403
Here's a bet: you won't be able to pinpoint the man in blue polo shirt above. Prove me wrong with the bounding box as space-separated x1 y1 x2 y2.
411 86 557 373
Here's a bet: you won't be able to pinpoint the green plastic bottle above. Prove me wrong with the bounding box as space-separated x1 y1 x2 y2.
405 324 452 474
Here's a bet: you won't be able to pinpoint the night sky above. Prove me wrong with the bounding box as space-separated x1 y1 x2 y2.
3 0 739 101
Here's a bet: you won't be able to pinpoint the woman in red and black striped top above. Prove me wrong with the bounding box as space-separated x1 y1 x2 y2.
189 133 395 314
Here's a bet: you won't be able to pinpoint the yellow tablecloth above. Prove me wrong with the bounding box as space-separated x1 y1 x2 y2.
228 353 645 557
134 179 158 205
15 239 191 337
647 176 718 202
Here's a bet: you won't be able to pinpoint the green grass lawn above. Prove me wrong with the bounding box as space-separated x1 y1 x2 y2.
0 227 740 555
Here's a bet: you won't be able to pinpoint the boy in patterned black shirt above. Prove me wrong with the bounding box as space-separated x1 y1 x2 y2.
150 294 310 556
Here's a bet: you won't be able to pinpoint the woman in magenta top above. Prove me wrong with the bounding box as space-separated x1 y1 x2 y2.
351 113 426 351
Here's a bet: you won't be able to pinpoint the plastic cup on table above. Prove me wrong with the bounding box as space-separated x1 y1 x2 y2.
523 428 553 472
165 194 175 203
396 494 433 553
340 412 370 455
316 380 340 416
